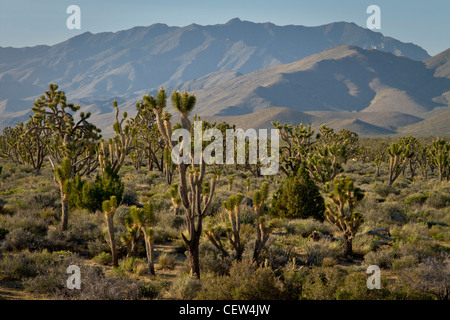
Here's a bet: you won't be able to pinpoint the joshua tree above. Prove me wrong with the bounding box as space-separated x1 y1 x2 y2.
98 100 141 176
228 175 234 191
387 142 414 186
223 193 244 261
272 121 314 176
129 203 157 276
205 193 245 261
325 177 364 257
429 138 449 182
30 84 101 230
252 182 271 263
143 88 216 279
121 214 144 259
246 177 251 192
306 143 346 184
134 100 166 172
102 196 119 267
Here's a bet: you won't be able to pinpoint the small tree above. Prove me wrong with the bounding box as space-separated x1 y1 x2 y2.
387 142 414 186
129 203 157 276
121 214 144 259
223 193 244 261
245 177 251 192
325 177 364 257
271 167 325 221
145 88 216 279
102 196 119 267
228 175 234 191
31 83 101 231
429 138 449 182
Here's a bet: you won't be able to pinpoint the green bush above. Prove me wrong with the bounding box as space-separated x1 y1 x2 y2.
425 192 449 209
335 273 392 300
163 275 203 300
158 252 176 270
92 252 113 265
404 193 428 206
271 167 325 221
392 254 419 271
197 259 284 300
301 267 346 300
138 279 171 299
364 248 396 269
373 183 400 198
0 227 9 241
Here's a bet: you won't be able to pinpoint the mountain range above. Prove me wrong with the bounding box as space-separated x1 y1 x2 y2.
0 18 449 137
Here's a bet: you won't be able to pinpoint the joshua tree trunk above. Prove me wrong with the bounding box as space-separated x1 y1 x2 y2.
343 234 353 257
60 184 69 231
143 231 155 276
106 214 118 267
186 234 201 278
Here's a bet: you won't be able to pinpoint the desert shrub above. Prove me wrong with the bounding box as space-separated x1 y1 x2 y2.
87 238 110 256
425 192 449 209
138 279 171 299
197 259 284 300
382 202 408 224
352 234 378 256
259 241 293 269
158 252 176 270
0 250 73 283
153 226 177 244
396 222 430 241
55 264 140 300
199 242 232 276
364 248 396 269
302 239 342 266
92 252 112 265
23 272 64 295
279 267 308 300
44 213 104 253
322 257 337 267
122 186 139 206
373 183 400 198
0 251 39 280
1 228 39 251
162 275 203 300
404 193 428 206
428 225 450 241
392 254 419 271
334 273 392 300
0 227 9 241
159 214 185 230
394 254 450 300
301 267 346 300
283 218 333 237
32 192 59 210
271 168 325 221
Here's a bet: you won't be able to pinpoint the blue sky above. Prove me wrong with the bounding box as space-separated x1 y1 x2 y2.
0 0 449 56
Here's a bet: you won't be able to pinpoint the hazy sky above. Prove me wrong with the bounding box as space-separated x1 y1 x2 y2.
1 0 449 56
